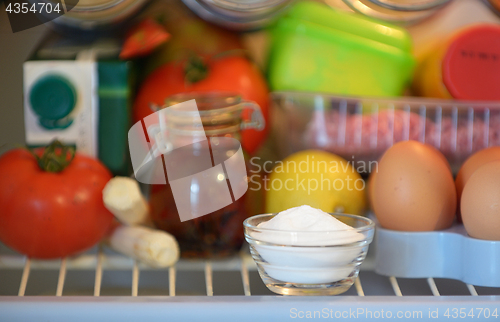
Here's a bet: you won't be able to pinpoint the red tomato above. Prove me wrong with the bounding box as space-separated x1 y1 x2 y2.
133 55 269 154
0 146 114 259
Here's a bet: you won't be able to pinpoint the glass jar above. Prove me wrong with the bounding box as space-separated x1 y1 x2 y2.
37 0 149 33
148 92 265 258
341 0 452 24
181 0 293 30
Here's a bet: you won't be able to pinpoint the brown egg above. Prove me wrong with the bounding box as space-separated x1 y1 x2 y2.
461 161 500 240
371 141 456 231
456 147 500 221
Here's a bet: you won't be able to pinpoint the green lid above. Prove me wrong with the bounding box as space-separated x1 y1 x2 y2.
267 1 415 97
283 1 412 52
30 74 77 121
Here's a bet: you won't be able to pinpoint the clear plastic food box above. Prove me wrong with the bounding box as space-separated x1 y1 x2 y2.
270 91 500 173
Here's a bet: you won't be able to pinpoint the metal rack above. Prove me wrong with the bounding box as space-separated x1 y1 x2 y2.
0 243 499 321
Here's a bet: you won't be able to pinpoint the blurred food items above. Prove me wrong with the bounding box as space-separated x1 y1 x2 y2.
108 225 180 267
133 54 269 154
132 1 269 154
24 38 132 176
340 0 451 25
267 1 415 97
370 141 456 232
413 24 500 100
265 150 367 216
455 147 500 222
119 18 171 59
103 176 150 225
0 141 114 259
140 0 243 77
461 161 500 241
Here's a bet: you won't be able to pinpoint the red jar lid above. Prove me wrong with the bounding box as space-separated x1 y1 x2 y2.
442 25 500 101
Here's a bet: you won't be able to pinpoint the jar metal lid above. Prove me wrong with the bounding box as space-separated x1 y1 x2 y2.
341 0 451 25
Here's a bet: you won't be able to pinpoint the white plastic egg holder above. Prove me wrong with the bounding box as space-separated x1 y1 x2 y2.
375 221 500 287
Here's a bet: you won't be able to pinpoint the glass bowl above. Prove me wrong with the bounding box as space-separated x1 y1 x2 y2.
243 213 374 295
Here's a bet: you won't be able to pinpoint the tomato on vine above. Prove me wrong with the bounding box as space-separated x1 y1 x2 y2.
0 141 114 259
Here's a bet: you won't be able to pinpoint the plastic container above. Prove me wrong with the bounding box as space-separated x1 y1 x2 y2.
413 24 500 101
244 213 374 295
375 221 500 287
267 1 415 97
270 91 500 174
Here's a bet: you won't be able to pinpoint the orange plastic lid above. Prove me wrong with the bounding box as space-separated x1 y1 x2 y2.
442 25 500 101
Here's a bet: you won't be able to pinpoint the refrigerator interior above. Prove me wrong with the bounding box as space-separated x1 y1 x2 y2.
1 239 500 321
1 0 500 320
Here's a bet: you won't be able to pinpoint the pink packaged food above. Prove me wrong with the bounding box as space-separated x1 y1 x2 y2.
271 92 500 173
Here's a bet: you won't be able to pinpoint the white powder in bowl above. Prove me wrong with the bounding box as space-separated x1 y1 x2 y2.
250 205 369 284
256 205 364 246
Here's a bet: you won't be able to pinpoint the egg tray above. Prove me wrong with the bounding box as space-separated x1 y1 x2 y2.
374 222 500 287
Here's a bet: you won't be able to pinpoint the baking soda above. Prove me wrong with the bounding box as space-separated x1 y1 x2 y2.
252 206 366 284
257 205 364 246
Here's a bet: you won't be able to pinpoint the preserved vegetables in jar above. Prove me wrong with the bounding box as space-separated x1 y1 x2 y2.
148 92 265 258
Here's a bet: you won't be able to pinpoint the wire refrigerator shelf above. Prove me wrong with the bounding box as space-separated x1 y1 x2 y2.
0 242 499 321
